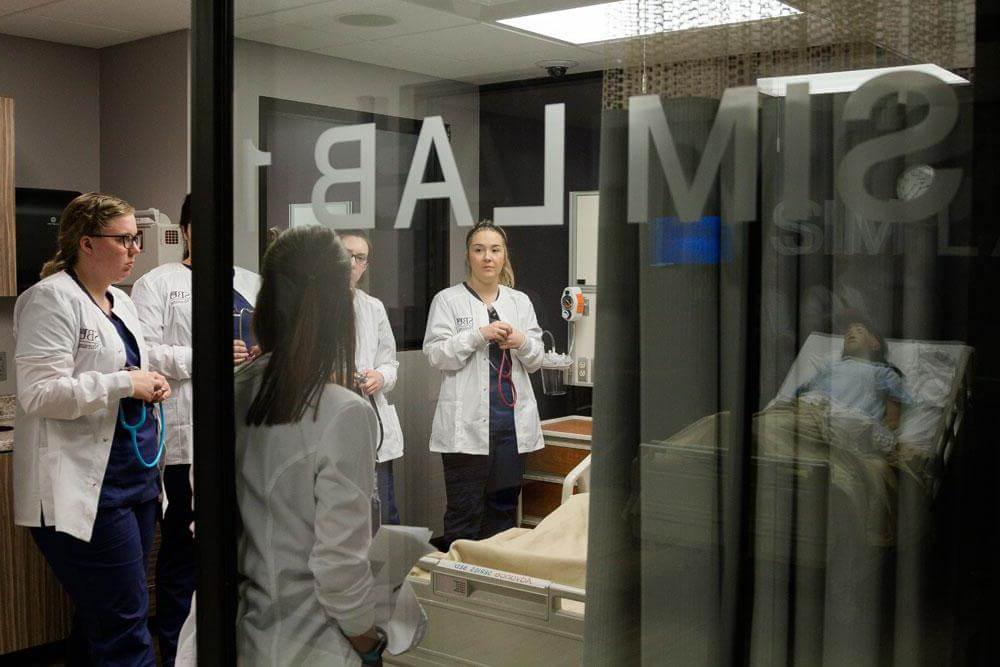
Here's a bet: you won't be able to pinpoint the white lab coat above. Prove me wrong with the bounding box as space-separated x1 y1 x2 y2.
13 271 148 542
131 263 260 466
234 356 378 666
354 289 404 463
423 283 545 455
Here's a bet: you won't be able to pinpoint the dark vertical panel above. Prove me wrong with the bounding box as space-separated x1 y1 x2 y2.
969 3 1000 664
582 108 641 665
191 0 236 663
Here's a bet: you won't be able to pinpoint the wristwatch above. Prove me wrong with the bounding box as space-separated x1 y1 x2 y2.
358 627 388 666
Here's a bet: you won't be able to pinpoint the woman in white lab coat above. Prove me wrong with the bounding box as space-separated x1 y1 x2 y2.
423 220 545 550
235 225 387 666
339 231 405 526
130 193 260 665
14 192 172 666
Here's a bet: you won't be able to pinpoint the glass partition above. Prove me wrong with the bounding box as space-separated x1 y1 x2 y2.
195 0 1000 664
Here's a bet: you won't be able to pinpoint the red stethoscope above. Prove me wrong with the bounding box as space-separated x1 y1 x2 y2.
487 305 517 408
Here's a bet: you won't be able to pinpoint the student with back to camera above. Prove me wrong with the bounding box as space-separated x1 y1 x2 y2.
13 192 172 665
423 220 545 551
234 225 387 665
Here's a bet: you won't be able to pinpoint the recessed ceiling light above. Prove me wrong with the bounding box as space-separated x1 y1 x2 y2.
498 1 801 45
336 13 398 28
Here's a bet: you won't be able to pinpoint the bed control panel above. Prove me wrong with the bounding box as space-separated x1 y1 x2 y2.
431 560 553 621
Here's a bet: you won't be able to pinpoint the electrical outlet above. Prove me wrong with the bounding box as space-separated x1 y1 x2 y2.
0 351 5 382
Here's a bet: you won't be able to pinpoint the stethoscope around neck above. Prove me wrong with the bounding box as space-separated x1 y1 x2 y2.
118 367 166 469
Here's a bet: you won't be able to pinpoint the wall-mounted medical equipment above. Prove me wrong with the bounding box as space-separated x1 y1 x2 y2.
540 330 573 396
119 208 184 286
565 191 599 387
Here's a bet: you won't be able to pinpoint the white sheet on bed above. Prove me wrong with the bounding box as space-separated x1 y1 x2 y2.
769 333 968 450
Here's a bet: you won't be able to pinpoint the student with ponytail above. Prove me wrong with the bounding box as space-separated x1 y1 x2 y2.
14 192 172 665
234 226 387 665
423 220 545 551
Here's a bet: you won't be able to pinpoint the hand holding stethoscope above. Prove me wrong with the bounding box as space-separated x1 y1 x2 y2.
356 370 385 397
479 307 522 408
479 321 526 350
233 339 262 366
127 369 172 403
122 367 171 469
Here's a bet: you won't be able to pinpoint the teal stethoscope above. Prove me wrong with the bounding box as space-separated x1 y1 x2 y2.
119 366 166 469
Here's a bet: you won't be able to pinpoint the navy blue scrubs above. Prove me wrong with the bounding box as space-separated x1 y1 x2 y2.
31 282 160 667
440 285 525 549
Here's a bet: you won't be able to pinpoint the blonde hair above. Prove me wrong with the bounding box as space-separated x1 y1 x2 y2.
465 220 514 288
40 192 135 278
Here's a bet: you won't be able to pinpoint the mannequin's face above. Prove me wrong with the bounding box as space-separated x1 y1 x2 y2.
843 322 880 358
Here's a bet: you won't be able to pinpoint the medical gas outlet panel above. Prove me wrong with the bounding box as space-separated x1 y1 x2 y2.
562 285 596 387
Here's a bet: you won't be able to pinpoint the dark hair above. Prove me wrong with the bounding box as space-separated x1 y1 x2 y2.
179 193 191 231
40 192 135 278
465 219 514 287
245 226 356 426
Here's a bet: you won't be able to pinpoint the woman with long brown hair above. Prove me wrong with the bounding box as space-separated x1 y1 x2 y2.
14 192 172 665
234 225 387 665
423 220 545 551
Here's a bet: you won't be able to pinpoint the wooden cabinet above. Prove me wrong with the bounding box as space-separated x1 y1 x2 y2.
0 453 74 655
521 416 592 526
0 97 13 296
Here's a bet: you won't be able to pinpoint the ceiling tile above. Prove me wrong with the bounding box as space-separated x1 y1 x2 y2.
385 22 572 61
235 0 325 20
238 23 349 51
32 0 189 35
0 12 141 47
0 0 62 18
237 0 475 44
313 40 465 79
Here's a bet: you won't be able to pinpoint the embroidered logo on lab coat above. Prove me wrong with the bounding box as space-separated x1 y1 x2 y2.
456 317 474 331
78 327 101 350
169 290 191 305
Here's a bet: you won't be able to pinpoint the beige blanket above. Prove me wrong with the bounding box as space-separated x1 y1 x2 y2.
446 493 589 589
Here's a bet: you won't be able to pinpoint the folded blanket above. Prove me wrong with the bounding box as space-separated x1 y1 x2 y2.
446 493 589 589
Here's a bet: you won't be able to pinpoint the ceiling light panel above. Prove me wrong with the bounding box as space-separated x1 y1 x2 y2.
757 64 971 96
498 0 801 45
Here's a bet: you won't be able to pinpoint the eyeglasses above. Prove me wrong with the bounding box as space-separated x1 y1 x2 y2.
349 253 369 266
91 233 143 250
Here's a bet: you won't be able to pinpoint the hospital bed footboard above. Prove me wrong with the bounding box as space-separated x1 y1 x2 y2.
641 433 832 568
390 557 585 666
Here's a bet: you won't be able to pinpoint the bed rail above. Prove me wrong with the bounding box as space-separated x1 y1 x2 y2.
561 454 592 504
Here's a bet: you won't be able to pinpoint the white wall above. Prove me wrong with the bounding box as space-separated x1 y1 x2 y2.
100 31 190 227
0 34 101 192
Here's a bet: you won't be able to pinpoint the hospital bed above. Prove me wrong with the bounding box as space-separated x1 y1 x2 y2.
641 332 973 565
387 458 591 666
